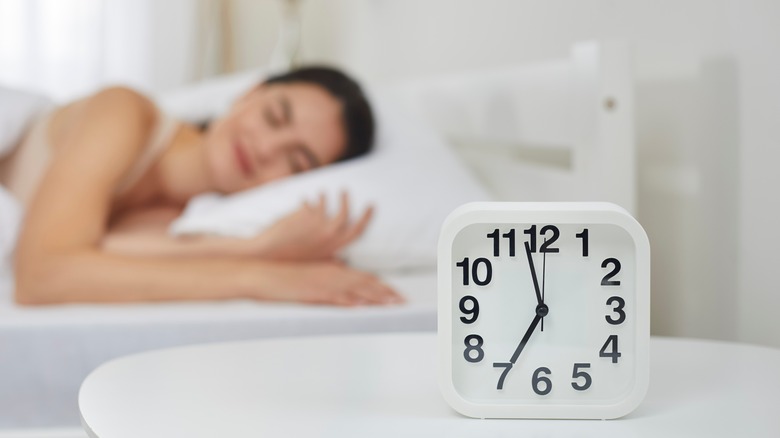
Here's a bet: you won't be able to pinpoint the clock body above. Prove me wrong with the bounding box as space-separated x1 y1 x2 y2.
438 202 650 419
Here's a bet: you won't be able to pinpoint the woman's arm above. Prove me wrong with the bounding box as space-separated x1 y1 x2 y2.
14 87 400 306
17 248 400 306
101 193 373 261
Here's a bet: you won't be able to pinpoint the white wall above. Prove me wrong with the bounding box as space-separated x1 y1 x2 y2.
0 0 214 101
230 0 780 348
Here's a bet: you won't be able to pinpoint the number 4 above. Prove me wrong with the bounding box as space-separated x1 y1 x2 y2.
599 335 622 363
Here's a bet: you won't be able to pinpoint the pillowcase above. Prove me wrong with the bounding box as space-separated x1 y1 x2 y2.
0 85 51 301
157 69 264 125
169 89 493 272
0 85 52 158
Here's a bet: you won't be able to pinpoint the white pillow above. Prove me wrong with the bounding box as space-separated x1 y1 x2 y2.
0 85 52 158
169 90 492 272
157 69 265 124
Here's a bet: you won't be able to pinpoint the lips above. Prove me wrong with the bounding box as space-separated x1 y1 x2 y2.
233 141 254 178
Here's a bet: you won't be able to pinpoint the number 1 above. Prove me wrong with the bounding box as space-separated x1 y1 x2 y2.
576 228 589 257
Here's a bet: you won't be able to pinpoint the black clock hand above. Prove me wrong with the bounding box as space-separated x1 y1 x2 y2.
542 250 546 303
541 249 547 331
524 242 543 305
510 312 542 364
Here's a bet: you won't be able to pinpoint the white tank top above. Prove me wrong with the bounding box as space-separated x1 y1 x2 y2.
0 104 180 207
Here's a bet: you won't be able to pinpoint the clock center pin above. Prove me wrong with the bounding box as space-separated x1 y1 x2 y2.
536 303 549 318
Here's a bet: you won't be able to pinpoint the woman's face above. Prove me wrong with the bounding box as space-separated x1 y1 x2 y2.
204 82 346 193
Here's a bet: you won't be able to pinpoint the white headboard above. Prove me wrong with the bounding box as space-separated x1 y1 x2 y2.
384 41 636 213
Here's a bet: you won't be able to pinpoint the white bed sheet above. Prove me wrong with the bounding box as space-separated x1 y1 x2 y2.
0 270 436 429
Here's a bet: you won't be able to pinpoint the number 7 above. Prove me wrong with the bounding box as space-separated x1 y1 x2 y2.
493 362 513 390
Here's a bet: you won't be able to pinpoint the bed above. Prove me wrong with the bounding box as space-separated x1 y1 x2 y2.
0 40 634 428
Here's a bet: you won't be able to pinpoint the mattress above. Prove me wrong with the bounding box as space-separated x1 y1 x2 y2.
0 269 436 429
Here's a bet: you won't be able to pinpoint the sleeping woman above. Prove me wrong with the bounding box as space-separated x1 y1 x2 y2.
0 67 403 306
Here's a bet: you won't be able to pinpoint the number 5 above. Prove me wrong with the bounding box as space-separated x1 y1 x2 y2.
571 363 592 391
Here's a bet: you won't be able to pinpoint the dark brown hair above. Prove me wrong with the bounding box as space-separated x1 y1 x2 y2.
263 66 375 162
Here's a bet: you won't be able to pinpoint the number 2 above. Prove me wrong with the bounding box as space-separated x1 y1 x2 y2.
523 225 560 253
601 258 621 286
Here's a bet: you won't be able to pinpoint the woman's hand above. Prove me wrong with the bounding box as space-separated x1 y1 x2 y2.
252 192 373 262
258 261 404 306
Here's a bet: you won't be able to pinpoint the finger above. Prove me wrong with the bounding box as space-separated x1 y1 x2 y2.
349 281 404 306
334 191 350 229
302 195 321 214
332 292 360 307
336 205 374 248
324 191 349 234
317 192 327 217
370 280 405 304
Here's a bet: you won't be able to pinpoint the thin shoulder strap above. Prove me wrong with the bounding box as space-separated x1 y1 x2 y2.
116 106 180 194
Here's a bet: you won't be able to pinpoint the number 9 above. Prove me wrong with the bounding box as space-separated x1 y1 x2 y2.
459 295 479 324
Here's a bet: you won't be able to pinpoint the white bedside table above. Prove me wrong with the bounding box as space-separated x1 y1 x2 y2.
79 333 780 437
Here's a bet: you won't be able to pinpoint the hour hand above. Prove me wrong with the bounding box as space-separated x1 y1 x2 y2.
525 241 543 304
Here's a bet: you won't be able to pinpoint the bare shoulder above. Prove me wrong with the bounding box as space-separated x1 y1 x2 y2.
53 86 161 158
83 86 156 125
52 86 156 141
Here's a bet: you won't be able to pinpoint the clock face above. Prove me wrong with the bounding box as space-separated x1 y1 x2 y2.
438 203 650 419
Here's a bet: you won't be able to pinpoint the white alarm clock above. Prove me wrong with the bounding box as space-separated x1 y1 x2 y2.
438 202 650 419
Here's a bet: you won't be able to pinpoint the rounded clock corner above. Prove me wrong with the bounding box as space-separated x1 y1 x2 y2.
438 376 482 419
605 386 650 420
600 206 650 252
438 202 490 255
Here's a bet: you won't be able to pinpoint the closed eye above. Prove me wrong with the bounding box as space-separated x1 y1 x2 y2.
263 107 281 128
286 144 321 174
287 150 307 174
265 96 291 129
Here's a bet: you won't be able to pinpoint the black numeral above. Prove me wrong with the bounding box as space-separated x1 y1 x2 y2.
493 362 513 390
456 257 493 286
606 296 626 325
539 225 560 253
523 225 537 252
487 229 500 257
459 295 479 324
532 367 552 395
464 335 484 363
601 258 622 286
502 229 515 257
487 229 516 257
599 335 622 363
576 228 589 257
571 363 592 391
524 225 559 253
488 228 499 257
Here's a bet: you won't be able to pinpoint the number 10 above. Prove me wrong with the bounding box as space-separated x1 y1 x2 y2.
456 257 493 286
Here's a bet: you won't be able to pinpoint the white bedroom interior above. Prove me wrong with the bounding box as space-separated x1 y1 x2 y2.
0 0 778 436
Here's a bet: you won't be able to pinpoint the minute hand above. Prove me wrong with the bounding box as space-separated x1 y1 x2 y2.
525 242 543 304
510 314 542 364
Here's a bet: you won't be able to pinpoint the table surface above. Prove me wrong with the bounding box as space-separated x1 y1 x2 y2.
79 333 780 438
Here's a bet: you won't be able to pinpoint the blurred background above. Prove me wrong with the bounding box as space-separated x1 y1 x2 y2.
1 0 778 348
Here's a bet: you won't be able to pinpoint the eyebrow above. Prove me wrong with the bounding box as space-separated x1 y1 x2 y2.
280 95 292 124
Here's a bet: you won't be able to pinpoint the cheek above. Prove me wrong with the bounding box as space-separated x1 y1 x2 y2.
253 159 292 185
